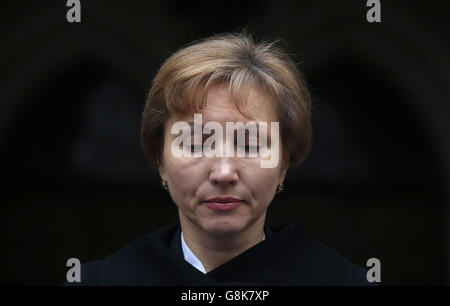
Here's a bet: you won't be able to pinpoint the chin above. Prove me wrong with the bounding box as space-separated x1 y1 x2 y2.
202 218 248 236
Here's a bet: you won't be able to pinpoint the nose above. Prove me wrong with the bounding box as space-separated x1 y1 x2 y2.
209 158 239 187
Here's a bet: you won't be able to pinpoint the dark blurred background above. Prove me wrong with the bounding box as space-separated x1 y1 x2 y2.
0 0 449 285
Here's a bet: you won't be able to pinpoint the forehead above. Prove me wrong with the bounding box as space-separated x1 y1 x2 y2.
200 84 279 123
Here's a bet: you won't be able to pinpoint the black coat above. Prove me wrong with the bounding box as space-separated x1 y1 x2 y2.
65 222 373 285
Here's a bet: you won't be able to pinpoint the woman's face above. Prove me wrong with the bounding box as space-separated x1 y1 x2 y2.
160 83 287 236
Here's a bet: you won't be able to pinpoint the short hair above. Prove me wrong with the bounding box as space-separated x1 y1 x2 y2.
141 32 312 169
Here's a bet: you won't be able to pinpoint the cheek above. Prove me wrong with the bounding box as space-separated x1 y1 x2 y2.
243 167 280 202
166 162 197 191
163 151 207 203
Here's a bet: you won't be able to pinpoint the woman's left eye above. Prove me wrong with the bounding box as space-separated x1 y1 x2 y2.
244 145 258 152
190 144 202 151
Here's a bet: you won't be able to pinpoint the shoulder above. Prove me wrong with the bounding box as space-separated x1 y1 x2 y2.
63 223 180 286
267 223 375 285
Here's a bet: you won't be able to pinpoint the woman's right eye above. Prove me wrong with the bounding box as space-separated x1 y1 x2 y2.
244 144 258 150
190 144 203 152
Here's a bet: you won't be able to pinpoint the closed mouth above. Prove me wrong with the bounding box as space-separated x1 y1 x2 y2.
203 197 244 203
203 197 245 211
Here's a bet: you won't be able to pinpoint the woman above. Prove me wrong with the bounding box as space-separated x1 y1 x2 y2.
73 32 371 285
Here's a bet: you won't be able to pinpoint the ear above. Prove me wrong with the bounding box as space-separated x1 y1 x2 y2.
158 161 167 180
278 153 289 185
279 164 288 186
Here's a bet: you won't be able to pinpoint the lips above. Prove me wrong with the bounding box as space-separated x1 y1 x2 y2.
203 197 244 211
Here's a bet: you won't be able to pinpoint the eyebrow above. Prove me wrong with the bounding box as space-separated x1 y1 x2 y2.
185 121 203 128
184 121 271 139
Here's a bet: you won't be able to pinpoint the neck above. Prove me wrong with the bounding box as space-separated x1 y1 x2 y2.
179 212 266 273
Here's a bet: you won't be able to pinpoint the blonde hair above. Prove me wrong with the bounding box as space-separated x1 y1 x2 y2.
141 32 312 169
